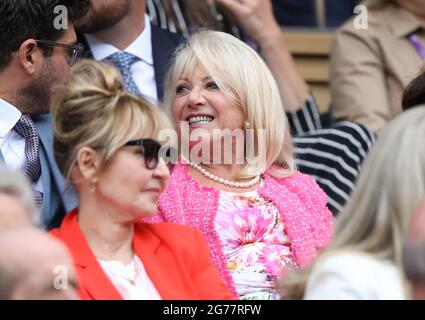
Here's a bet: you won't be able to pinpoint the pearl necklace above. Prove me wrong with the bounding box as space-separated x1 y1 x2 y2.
181 156 261 188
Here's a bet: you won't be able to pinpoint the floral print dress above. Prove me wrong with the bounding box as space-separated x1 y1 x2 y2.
215 187 299 300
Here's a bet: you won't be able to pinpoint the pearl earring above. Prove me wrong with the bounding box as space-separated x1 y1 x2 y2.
90 178 98 193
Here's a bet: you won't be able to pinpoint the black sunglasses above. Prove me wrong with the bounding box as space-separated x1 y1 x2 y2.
123 138 162 170
35 39 85 66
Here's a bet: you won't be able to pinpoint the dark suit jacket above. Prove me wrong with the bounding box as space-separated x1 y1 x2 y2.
0 114 78 229
50 209 235 300
78 24 184 101
273 0 360 28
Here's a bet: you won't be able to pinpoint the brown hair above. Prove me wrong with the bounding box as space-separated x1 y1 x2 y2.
51 59 172 180
402 69 425 111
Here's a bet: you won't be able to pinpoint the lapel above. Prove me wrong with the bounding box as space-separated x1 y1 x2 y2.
33 115 54 223
150 25 184 101
33 114 78 217
132 223 191 300
258 173 309 266
77 33 94 59
59 210 123 300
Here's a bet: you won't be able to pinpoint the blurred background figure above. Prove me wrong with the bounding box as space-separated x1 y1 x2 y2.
50 60 234 300
74 0 183 103
403 198 425 300
0 165 39 228
279 106 425 300
331 0 425 132
0 228 79 300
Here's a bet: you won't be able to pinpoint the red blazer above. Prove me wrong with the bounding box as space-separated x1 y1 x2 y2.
50 209 235 300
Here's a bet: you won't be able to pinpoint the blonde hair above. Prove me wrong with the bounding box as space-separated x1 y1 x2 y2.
164 30 294 179
51 59 172 180
280 107 425 299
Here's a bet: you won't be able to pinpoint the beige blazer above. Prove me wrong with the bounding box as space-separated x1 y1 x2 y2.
330 3 425 132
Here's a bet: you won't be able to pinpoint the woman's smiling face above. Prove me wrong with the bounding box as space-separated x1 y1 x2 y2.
171 64 245 157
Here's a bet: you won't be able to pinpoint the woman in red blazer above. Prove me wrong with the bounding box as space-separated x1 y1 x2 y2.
49 60 234 300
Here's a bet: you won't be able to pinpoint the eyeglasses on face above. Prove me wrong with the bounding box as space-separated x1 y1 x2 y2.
123 138 162 170
35 39 85 66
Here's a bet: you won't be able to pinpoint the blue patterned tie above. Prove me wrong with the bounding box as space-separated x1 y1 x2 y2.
13 114 43 208
103 52 141 94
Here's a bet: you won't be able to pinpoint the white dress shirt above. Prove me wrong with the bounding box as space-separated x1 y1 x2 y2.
0 99 43 193
84 14 158 102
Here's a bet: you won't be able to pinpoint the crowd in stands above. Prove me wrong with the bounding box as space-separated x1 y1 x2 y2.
1 0 425 301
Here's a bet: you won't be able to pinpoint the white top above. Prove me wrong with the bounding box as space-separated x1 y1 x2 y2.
0 99 43 193
98 255 162 300
84 14 158 102
304 252 407 300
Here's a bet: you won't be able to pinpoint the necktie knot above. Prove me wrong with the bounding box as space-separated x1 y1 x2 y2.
14 114 38 139
103 52 141 94
106 52 139 71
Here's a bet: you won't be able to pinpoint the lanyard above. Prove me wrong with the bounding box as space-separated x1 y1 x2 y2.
408 33 425 60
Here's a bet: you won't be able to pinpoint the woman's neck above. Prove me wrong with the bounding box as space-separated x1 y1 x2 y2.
186 161 261 193
78 197 135 264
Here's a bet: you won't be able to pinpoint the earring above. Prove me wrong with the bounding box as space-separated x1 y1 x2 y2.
90 177 98 193
244 121 251 129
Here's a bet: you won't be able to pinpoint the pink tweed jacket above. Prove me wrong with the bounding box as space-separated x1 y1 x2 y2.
152 163 333 296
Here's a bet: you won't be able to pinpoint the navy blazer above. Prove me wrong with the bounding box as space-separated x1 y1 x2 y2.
78 24 183 101
0 114 78 229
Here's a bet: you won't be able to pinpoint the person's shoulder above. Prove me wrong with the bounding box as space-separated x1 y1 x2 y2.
315 251 392 275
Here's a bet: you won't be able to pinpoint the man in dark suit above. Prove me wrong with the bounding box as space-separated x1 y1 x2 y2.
0 0 90 229
74 0 183 102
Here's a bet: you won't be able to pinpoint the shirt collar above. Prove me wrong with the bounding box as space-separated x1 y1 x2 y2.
0 99 22 138
384 3 423 38
84 14 153 65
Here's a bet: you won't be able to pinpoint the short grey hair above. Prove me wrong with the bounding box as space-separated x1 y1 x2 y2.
0 165 39 226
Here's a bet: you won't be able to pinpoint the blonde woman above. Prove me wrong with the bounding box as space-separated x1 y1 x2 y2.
153 30 333 299
149 0 376 216
49 60 234 300
279 107 425 300
331 0 425 132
